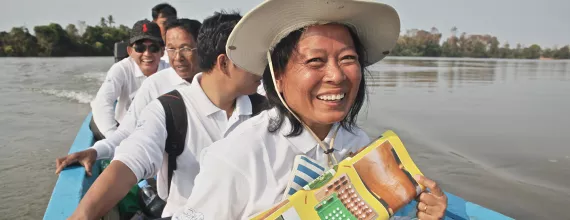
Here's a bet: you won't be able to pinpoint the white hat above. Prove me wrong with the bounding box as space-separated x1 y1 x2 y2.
226 0 401 76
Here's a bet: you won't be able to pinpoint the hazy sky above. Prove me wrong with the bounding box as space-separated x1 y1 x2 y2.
2 0 569 48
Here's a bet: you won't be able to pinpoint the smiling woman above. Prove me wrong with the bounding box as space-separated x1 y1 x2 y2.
171 0 448 219
262 24 367 143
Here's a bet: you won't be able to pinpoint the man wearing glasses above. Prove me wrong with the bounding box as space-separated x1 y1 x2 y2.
55 19 202 178
89 20 169 141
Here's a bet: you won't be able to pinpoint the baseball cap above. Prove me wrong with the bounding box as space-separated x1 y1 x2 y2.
129 19 164 46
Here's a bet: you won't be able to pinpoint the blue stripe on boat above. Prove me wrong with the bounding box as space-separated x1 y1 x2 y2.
288 188 297 195
44 114 515 220
300 156 325 171
293 176 308 188
297 164 320 179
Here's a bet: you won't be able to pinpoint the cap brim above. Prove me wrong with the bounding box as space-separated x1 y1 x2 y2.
129 35 164 45
226 0 400 76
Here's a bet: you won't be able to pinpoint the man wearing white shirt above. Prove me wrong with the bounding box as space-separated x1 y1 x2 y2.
68 11 267 219
55 18 201 175
90 19 169 140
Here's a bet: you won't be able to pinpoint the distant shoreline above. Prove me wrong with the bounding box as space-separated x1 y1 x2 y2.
1 18 568 59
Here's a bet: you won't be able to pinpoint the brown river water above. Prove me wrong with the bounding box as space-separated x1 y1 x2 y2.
0 57 568 219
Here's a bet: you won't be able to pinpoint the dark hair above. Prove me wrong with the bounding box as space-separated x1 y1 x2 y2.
165 18 202 42
262 25 369 137
152 3 177 20
197 11 242 72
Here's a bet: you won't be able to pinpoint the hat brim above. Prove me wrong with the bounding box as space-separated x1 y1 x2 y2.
129 35 164 46
226 0 401 76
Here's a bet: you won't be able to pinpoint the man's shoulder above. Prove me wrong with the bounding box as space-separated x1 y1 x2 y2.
106 58 132 77
145 67 175 82
207 111 270 156
115 57 135 69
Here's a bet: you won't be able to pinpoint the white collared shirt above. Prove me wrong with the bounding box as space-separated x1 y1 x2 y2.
113 73 254 217
90 57 169 137
257 82 266 96
90 67 191 159
172 108 371 220
161 53 170 64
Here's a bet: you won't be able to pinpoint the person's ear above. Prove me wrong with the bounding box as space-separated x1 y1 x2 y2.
127 46 132 56
217 54 230 76
275 78 283 93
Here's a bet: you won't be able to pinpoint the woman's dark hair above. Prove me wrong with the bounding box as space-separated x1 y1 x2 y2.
152 3 177 20
197 11 242 72
262 24 368 137
165 18 202 42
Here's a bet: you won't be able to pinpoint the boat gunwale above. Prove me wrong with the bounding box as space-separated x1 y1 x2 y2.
42 113 513 220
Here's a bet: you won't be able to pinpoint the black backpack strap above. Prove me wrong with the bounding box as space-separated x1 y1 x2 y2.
248 93 269 116
157 90 187 193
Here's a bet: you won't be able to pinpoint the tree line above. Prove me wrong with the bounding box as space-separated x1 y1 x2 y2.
390 27 569 59
0 16 129 57
1 18 569 59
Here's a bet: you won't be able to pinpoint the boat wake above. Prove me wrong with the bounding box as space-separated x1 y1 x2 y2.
79 72 106 82
39 89 94 104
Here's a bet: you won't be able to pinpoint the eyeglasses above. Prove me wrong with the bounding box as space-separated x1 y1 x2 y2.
133 42 161 53
165 47 197 56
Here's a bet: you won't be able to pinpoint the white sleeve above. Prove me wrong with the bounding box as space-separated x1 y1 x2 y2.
91 79 159 160
172 148 250 220
89 112 136 160
90 63 125 137
112 100 167 181
129 78 157 120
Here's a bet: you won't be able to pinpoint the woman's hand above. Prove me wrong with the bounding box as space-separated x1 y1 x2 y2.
414 175 447 220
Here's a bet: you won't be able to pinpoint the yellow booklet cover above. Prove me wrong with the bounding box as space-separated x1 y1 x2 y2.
252 130 425 220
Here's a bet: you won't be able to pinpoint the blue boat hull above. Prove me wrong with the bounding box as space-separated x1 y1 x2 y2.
43 114 513 220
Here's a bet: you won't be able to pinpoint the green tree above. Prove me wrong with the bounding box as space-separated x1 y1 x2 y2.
488 37 500 58
522 44 541 59
34 23 76 56
5 27 39 56
107 15 115 27
553 46 570 59
100 17 108 27
66 24 79 39
542 48 554 58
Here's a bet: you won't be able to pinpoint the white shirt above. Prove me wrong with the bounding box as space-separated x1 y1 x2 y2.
172 108 371 220
90 57 169 137
90 67 191 159
113 73 255 217
161 53 170 64
257 82 266 96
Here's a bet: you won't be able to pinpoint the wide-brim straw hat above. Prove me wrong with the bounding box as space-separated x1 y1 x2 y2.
226 0 401 76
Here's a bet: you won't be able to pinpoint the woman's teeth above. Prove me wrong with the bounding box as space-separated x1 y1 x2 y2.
317 93 345 101
142 59 154 63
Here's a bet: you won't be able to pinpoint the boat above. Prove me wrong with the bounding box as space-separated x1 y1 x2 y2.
43 44 514 220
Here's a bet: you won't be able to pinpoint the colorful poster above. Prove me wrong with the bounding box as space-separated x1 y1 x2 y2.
251 130 425 220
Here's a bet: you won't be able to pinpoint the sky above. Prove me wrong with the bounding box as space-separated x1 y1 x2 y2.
2 0 569 48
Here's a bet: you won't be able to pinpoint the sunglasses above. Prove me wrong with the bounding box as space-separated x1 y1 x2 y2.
133 42 161 53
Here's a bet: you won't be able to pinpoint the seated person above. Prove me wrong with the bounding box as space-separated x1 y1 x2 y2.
151 3 177 63
67 11 267 219
173 0 447 219
55 18 202 176
90 19 169 140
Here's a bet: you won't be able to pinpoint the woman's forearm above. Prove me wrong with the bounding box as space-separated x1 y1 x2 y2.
69 160 138 220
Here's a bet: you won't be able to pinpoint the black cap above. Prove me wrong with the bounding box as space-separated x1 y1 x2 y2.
129 19 163 46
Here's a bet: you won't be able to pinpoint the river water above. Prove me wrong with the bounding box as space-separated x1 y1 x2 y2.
0 57 568 219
